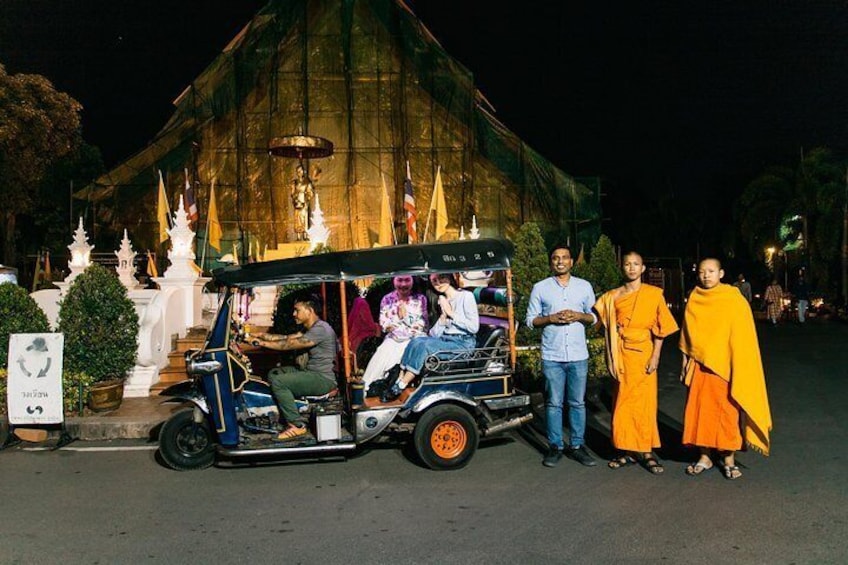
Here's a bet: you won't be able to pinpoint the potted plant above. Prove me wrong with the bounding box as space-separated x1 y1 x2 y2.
58 264 139 412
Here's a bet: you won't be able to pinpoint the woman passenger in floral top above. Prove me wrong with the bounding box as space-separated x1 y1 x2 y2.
361 275 428 387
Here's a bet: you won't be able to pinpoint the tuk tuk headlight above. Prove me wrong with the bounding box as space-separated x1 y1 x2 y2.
186 353 223 376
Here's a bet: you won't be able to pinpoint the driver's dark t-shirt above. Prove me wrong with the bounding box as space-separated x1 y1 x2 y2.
304 320 337 382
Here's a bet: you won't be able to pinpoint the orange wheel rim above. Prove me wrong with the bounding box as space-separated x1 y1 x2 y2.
430 420 467 459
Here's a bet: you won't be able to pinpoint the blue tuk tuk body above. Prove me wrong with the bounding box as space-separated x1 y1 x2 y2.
158 238 532 470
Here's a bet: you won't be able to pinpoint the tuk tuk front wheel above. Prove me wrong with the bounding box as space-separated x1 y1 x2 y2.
413 404 479 470
159 409 215 471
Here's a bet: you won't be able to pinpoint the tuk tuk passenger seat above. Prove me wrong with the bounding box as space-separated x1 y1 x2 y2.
421 323 507 376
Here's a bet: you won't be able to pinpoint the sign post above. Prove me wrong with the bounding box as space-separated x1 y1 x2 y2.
2 333 74 449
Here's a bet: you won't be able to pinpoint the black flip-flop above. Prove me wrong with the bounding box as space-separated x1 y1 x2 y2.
639 455 665 475
607 455 637 469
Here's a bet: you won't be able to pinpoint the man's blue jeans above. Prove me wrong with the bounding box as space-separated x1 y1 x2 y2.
542 359 588 450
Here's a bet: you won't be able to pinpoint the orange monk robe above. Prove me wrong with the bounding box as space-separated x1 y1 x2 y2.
679 284 772 455
595 285 679 452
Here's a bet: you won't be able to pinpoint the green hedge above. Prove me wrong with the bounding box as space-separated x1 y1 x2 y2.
0 284 50 368
58 264 139 383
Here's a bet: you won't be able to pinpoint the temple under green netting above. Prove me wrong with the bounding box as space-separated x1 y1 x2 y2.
78 0 600 264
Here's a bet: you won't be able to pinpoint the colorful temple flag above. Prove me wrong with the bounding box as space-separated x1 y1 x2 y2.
403 161 418 244
184 168 198 225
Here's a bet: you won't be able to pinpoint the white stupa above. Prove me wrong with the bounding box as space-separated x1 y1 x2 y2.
307 193 331 252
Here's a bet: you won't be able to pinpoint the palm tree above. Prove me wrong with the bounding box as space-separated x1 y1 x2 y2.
735 147 845 297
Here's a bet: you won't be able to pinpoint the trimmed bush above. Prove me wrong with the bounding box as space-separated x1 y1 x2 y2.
0 283 50 368
58 264 138 383
511 222 550 346
0 369 95 416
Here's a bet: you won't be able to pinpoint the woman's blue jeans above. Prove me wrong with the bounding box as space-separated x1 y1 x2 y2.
542 359 588 450
400 334 475 375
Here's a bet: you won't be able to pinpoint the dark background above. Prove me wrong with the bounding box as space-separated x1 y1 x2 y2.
2 0 847 258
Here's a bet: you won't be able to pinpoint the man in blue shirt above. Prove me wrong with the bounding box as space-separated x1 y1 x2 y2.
526 245 598 467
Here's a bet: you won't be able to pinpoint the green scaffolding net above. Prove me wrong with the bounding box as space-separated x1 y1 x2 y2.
78 0 600 264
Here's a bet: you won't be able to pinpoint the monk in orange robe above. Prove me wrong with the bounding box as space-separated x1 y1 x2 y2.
679 258 772 480
595 251 679 474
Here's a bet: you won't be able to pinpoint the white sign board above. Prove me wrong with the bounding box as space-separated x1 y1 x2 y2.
7 333 64 425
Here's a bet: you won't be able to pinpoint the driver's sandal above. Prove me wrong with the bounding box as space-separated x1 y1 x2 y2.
277 426 307 441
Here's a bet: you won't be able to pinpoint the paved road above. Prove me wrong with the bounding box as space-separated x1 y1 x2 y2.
1 319 846 564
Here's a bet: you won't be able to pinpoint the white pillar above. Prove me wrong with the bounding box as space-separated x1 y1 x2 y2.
153 277 211 334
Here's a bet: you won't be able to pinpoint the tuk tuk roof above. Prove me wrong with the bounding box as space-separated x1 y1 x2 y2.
213 238 514 288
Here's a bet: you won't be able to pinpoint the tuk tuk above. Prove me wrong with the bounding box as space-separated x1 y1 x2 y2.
157 238 532 470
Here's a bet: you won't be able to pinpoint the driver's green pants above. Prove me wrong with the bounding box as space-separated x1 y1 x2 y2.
268 366 336 425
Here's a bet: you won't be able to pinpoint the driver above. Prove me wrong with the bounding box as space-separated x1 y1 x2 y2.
253 294 338 441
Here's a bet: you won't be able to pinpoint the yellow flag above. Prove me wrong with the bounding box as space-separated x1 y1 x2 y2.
378 174 394 246
157 170 170 244
43 251 51 283
207 180 223 251
428 166 448 241
146 250 159 278
31 252 43 292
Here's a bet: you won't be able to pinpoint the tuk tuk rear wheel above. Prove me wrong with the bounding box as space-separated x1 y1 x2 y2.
413 404 479 470
159 409 215 471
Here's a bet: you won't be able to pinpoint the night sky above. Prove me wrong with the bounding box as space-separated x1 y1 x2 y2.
2 0 847 257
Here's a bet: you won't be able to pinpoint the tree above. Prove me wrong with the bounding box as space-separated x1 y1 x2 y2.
735 147 845 297
0 64 83 265
574 234 620 296
26 142 104 259
511 222 550 345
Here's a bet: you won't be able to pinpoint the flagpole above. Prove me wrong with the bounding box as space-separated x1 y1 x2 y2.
161 170 173 220
380 173 397 245
387 175 397 244
200 179 213 274
422 165 440 243
158 170 173 275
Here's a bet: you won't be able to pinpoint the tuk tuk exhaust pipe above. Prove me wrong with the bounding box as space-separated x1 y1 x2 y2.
482 413 533 437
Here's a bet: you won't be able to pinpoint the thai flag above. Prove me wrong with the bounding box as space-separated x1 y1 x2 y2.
184 169 198 225
404 161 418 243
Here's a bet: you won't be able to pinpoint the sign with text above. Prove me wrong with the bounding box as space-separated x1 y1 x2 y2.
7 333 64 425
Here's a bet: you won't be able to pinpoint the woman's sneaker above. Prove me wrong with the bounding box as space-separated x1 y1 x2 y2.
380 383 402 403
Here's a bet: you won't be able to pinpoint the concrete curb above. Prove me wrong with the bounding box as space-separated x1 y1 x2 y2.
64 416 164 441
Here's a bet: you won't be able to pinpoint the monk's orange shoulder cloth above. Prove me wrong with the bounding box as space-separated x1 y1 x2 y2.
596 290 622 381
680 283 773 455
596 285 678 382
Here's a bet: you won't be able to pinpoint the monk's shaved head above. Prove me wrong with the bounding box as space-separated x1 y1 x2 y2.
699 257 722 270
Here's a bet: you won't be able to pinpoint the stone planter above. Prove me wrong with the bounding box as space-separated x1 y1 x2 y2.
88 379 125 412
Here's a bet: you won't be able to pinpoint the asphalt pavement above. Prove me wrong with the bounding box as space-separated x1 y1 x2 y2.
1 317 846 563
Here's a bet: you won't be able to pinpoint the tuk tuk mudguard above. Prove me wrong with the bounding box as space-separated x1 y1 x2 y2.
159 380 210 414
408 389 479 416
